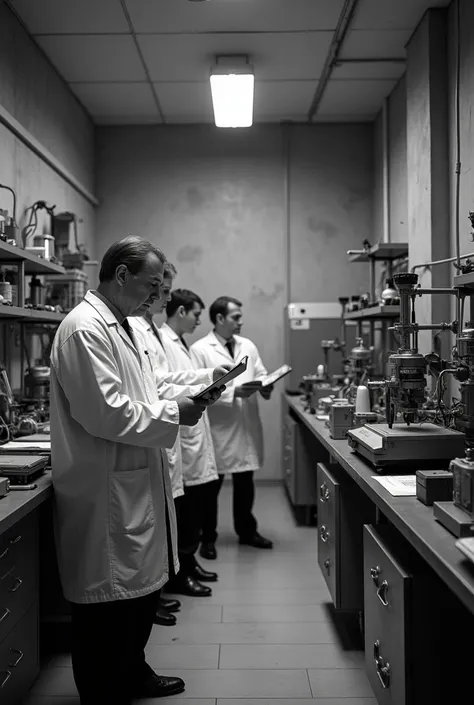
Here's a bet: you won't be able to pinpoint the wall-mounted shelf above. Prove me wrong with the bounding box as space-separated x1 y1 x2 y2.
0 240 65 275
347 242 409 263
344 305 401 321
0 305 64 324
454 272 474 290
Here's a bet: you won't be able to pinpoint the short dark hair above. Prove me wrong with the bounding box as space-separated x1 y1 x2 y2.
99 236 166 282
166 288 205 318
163 261 177 279
209 296 242 324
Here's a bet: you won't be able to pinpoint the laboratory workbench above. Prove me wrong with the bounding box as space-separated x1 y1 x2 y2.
285 394 474 616
0 472 52 534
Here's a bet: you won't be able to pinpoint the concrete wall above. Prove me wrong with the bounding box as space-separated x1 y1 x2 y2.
0 1 96 388
96 123 373 480
388 77 408 245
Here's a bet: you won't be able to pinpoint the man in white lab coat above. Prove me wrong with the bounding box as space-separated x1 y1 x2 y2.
50 237 215 705
130 266 229 608
159 289 224 596
191 296 274 558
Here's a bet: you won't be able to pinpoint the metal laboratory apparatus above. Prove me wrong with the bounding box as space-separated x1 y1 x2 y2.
347 272 465 469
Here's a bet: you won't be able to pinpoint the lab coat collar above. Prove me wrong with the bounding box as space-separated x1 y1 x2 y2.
85 290 137 354
160 321 180 342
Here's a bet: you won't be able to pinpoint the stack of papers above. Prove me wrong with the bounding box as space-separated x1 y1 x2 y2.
0 440 51 453
371 475 417 496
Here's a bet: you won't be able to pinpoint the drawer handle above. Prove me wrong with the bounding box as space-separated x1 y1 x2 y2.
324 558 330 575
9 535 22 545
377 580 389 607
0 548 8 561
9 576 23 593
0 607 11 624
319 483 330 503
320 525 330 543
373 640 391 689
8 649 24 668
370 565 381 587
0 670 12 689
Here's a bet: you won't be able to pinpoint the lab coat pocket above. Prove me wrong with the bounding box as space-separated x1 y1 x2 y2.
109 468 155 535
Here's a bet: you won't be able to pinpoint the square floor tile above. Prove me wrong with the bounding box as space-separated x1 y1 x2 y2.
308 668 374 697
30 668 77 696
145 644 219 669
223 604 330 623
220 644 364 669
217 699 377 705
160 669 311 698
206 588 330 605
20 697 79 705
148 620 340 645
178 604 223 623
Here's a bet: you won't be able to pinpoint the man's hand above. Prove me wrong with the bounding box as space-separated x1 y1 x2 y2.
212 364 233 382
197 386 226 406
177 397 206 426
259 384 274 400
234 383 260 399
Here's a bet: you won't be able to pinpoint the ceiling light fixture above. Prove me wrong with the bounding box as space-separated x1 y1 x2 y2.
210 55 254 128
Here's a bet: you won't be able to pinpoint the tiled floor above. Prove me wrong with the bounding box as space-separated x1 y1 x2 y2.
21 483 376 704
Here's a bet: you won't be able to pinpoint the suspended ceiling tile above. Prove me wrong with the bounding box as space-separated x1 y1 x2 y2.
254 80 317 118
332 62 405 81
9 0 129 34
36 35 147 82
352 0 450 30
139 32 332 82
317 79 397 116
340 29 412 59
128 0 344 33
72 82 160 120
313 114 375 123
156 82 214 123
94 114 162 125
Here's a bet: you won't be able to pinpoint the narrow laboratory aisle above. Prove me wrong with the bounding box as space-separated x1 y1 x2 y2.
22 484 375 705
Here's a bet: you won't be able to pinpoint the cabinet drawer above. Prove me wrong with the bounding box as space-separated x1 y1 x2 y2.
0 513 39 643
317 463 374 611
0 601 39 705
317 463 340 606
364 525 411 705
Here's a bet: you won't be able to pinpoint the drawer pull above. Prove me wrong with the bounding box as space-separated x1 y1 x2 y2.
370 565 381 586
319 483 330 503
8 649 24 668
9 576 23 593
373 640 391 689
0 670 12 689
0 607 11 624
0 548 8 561
9 535 22 545
320 525 330 543
377 580 389 607
324 558 330 575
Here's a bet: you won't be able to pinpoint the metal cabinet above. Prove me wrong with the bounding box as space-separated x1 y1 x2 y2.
317 462 374 610
0 602 38 705
282 413 325 509
363 524 455 705
0 512 40 703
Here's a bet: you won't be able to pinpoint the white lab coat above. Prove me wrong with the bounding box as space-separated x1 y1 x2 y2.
50 291 180 604
160 322 219 487
130 316 213 498
191 331 268 475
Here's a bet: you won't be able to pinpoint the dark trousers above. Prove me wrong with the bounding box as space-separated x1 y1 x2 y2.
71 590 158 705
201 471 258 543
174 481 215 574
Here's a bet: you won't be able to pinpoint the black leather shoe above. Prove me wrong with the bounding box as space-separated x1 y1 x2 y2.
192 559 218 582
239 532 274 549
158 596 181 612
200 541 217 560
168 575 212 597
134 673 185 698
153 606 177 626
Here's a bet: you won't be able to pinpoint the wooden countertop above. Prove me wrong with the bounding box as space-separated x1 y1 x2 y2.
0 471 52 534
285 394 474 615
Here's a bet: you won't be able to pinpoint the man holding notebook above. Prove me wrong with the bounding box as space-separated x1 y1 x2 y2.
191 296 274 558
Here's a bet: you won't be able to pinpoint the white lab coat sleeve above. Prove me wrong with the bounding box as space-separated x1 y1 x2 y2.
158 367 213 387
155 377 206 401
191 345 235 407
54 329 180 448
